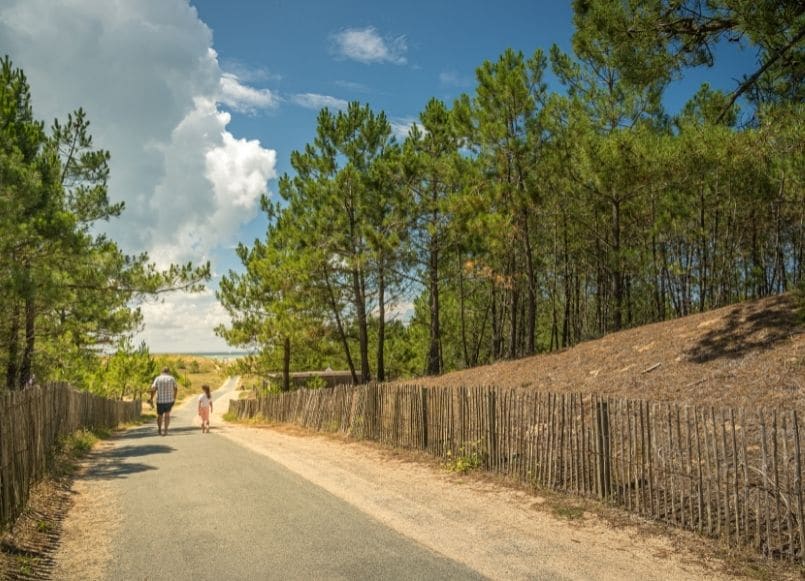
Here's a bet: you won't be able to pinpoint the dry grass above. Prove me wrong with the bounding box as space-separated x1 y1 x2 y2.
160 355 229 402
234 373 273 400
407 294 803 413
0 425 124 580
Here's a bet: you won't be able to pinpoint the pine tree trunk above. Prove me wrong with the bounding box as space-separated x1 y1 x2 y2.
352 267 371 383
376 261 386 382
699 186 708 312
6 299 20 390
521 210 537 355
775 183 788 292
19 290 35 388
323 268 358 384
612 197 623 331
282 336 291 391
458 252 470 367
426 236 441 375
491 282 502 360
562 215 571 348
507 252 518 359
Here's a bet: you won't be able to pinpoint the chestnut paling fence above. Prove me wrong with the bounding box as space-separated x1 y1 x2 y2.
0 382 141 528
230 383 804 563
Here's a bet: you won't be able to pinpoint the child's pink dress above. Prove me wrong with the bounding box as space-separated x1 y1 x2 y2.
198 394 212 422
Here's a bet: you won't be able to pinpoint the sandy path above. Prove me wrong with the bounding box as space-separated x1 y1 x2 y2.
214 388 730 580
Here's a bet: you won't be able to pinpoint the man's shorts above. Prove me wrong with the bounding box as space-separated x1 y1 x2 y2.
156 401 174 415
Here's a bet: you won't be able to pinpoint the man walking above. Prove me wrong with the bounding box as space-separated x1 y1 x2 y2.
149 367 178 436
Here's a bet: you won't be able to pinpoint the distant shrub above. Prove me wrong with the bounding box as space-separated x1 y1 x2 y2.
306 375 327 390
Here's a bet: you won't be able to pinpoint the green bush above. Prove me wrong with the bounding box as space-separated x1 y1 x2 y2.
62 428 100 455
305 375 327 390
445 442 484 473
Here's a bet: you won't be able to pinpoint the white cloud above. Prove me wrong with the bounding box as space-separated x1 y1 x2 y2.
219 72 280 113
330 26 407 65
292 93 349 111
390 117 422 140
0 0 277 350
137 290 231 352
439 70 472 88
220 58 282 83
371 300 414 322
207 131 277 209
334 79 371 93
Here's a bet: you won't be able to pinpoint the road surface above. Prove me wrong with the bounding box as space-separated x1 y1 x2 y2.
63 379 480 580
53 379 729 581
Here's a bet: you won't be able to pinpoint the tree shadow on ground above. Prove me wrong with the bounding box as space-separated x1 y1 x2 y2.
83 461 158 480
685 294 800 364
101 444 174 459
81 442 176 480
115 425 199 440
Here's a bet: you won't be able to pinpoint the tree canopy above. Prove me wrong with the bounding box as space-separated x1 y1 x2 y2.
209 3 802 383
0 56 210 392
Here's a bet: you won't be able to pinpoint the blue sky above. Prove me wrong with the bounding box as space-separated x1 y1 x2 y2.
196 0 757 321
196 0 578 270
0 0 758 352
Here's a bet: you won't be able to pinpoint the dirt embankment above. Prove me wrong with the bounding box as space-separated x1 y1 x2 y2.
409 294 803 413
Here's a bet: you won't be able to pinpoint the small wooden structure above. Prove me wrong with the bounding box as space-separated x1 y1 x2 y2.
265 369 353 389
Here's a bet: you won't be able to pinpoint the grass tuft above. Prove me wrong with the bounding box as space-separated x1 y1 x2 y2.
444 442 484 474
62 429 99 455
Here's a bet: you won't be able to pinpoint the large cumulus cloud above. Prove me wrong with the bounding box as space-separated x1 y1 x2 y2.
0 0 278 351
0 0 276 263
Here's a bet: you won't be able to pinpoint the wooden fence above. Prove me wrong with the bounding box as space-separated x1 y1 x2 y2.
0 382 141 528
229 383 804 563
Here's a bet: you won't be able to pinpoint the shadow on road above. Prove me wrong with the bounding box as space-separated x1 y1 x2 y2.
79 426 201 481
81 439 179 480
101 444 174 459
84 460 158 480
114 425 200 440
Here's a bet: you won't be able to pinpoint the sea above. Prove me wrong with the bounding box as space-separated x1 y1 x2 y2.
169 351 249 361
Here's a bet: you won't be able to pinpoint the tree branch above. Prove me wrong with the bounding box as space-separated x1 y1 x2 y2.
717 25 805 122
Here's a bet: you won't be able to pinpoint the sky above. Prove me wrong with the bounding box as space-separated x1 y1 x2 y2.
0 0 758 352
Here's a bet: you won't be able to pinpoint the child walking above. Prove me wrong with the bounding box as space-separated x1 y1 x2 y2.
198 384 213 433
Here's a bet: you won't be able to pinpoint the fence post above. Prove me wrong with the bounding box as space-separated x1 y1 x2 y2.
488 389 498 470
597 399 612 498
420 387 428 450
792 410 804 565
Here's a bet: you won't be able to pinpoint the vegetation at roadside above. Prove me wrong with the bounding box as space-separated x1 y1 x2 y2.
62 428 105 455
445 443 484 474
0 422 123 579
223 410 267 426
216 0 804 387
156 354 230 402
